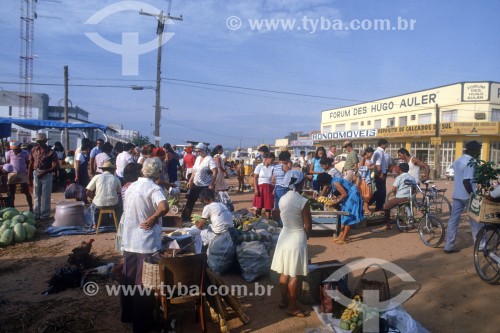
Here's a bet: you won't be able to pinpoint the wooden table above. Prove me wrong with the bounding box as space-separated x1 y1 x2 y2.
311 210 349 236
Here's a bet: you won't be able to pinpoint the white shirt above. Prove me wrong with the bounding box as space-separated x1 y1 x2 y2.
121 178 168 253
408 156 421 183
202 202 234 234
490 186 500 198
116 151 134 178
193 155 217 186
371 147 386 174
452 154 475 200
86 171 122 207
235 150 241 159
254 163 274 185
95 152 111 174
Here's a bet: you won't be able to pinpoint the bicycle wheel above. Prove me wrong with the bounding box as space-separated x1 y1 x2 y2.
473 225 500 284
429 194 452 220
418 215 445 247
396 204 413 232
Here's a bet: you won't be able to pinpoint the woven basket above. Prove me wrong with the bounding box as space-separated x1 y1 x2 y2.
142 256 161 290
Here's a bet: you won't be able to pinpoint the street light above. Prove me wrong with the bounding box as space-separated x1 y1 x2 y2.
139 8 182 147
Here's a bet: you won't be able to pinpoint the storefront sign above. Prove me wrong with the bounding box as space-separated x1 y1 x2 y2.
326 93 438 120
374 122 500 138
462 82 489 102
290 140 314 146
312 129 377 141
441 122 500 135
377 124 437 137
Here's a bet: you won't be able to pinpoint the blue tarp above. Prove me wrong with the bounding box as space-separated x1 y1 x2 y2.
0 117 116 134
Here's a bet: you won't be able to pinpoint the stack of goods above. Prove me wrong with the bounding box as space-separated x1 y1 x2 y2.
339 295 380 332
0 208 36 247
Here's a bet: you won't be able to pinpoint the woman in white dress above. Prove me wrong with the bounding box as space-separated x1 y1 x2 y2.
271 170 312 317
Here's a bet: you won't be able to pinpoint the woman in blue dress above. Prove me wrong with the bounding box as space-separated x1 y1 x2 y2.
317 173 363 245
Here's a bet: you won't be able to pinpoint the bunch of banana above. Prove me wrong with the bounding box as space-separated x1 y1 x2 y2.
341 295 361 320
317 196 336 206
242 216 260 225
340 296 363 331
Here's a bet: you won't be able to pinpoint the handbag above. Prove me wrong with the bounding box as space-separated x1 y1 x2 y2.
354 264 391 302
319 273 350 317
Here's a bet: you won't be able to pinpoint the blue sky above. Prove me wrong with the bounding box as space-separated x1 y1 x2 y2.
1 0 499 148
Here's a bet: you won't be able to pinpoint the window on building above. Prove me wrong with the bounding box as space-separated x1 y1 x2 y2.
8 106 12 117
351 122 358 130
418 113 432 124
492 109 500 121
323 125 332 133
387 118 395 127
361 121 364 126
374 119 382 129
367 120 371 125
442 110 458 122
411 115 416 121
336 124 346 132
399 116 407 126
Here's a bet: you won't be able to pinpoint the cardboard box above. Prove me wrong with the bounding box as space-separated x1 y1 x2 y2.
467 194 500 224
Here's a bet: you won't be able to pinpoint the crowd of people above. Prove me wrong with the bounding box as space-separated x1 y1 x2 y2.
0 134 491 330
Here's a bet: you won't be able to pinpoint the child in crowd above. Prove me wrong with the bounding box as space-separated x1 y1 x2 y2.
383 163 415 230
236 159 246 192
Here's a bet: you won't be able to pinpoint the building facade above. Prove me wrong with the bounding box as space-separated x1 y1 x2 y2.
315 81 500 177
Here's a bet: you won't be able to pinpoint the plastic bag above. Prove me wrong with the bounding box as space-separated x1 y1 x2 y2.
207 232 236 275
382 305 419 333
217 191 234 212
236 241 270 282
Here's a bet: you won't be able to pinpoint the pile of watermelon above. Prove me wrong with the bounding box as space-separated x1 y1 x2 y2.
0 208 36 247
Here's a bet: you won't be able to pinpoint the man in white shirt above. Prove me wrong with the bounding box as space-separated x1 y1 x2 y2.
116 143 136 183
86 161 122 227
369 139 388 211
326 145 337 159
235 147 242 159
444 141 483 254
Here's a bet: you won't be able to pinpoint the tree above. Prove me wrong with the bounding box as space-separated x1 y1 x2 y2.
132 135 150 147
284 131 298 141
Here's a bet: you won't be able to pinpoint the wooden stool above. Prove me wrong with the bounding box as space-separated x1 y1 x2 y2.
96 207 119 234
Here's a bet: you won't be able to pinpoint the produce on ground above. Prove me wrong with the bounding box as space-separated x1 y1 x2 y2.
0 208 36 247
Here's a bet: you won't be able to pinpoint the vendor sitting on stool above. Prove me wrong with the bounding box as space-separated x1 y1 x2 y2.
196 188 234 246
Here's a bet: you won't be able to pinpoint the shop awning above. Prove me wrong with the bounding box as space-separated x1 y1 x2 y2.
0 118 117 138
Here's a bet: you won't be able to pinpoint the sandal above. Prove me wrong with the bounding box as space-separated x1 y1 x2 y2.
335 239 349 245
287 310 310 317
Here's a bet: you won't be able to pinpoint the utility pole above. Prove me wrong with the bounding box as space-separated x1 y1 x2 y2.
434 104 441 179
140 6 182 147
64 66 69 150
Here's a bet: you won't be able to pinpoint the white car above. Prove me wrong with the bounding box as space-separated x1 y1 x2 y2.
445 164 454 180
334 153 348 173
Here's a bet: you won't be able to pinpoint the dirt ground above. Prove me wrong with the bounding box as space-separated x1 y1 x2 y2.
0 176 499 333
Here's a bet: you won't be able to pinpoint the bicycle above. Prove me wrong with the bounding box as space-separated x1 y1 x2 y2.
414 180 452 220
387 180 452 220
473 223 500 284
393 179 445 247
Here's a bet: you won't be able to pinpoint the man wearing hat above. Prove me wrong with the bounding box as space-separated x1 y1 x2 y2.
28 133 59 220
86 161 122 227
342 140 358 183
6 141 33 212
